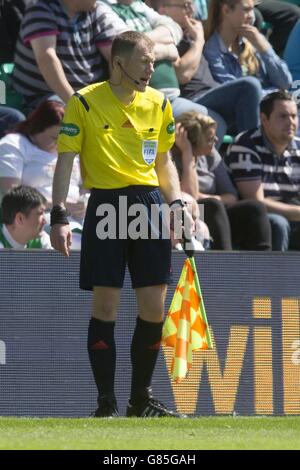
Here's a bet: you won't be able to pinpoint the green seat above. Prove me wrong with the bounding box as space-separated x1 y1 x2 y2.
260 21 273 39
1 63 14 75
222 134 234 145
0 63 24 111
260 21 273 31
280 0 300 5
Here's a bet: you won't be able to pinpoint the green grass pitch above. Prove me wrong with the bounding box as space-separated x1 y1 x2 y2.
0 417 300 450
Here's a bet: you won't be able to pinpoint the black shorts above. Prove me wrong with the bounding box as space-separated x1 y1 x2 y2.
80 186 171 290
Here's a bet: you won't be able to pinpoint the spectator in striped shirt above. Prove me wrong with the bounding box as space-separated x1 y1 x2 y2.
12 0 127 113
226 90 300 251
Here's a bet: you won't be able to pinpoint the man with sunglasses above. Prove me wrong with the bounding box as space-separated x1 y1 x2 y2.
151 0 263 136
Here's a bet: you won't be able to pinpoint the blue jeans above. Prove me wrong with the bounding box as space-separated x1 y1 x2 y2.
170 96 227 149
268 213 290 251
0 105 25 138
191 77 262 133
268 213 300 251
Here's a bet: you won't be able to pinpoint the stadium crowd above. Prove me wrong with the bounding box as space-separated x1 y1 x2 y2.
1 0 300 251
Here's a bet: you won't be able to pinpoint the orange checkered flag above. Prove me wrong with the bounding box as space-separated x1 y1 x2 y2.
162 257 212 382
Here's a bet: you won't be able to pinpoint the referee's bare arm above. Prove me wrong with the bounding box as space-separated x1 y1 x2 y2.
155 151 195 239
155 151 182 204
51 151 77 257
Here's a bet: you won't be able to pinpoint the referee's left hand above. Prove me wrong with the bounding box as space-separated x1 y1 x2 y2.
50 224 72 257
171 204 195 243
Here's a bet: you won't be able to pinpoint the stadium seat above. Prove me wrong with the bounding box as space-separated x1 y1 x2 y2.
280 0 300 5
222 134 234 145
260 21 273 39
0 63 24 111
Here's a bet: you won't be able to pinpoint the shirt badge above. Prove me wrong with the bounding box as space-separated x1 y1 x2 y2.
142 140 158 165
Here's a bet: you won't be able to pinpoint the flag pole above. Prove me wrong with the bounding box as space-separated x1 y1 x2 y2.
189 256 212 349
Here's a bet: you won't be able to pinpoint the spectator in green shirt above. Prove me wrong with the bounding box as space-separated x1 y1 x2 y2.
0 185 51 249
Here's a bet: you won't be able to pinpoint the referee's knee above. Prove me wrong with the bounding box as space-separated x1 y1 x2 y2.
92 286 120 321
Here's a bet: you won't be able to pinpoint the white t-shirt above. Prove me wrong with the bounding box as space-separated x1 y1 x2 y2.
0 133 81 203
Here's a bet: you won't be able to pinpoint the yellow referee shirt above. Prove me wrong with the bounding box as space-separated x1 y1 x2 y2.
57 81 175 189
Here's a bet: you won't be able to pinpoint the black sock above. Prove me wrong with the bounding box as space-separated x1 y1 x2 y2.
87 317 116 403
130 317 163 404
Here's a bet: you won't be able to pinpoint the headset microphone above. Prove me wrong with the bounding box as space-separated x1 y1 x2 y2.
118 62 140 86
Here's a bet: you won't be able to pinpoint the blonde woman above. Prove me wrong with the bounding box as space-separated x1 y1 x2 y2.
203 0 292 93
172 111 271 250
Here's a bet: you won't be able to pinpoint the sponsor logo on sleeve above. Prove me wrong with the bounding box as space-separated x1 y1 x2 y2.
59 123 80 137
166 121 175 134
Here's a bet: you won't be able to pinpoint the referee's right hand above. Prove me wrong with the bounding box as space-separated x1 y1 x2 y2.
50 224 72 257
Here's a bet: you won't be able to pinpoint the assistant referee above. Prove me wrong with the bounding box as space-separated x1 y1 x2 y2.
50 31 190 418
